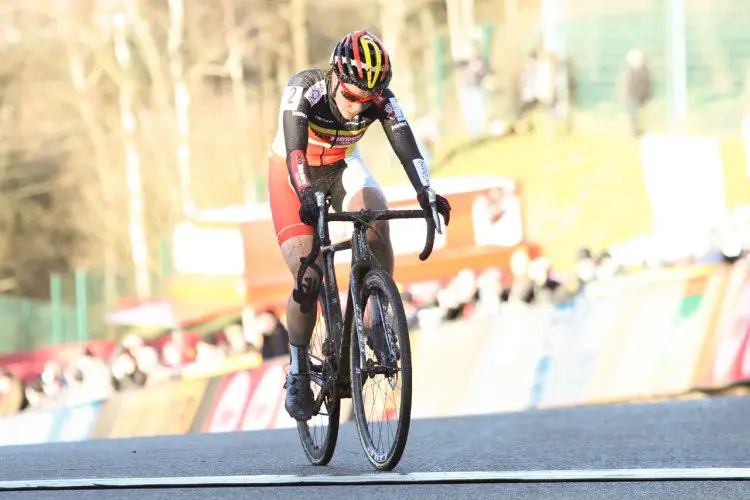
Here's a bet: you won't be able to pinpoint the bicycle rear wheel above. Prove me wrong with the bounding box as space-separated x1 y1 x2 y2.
297 284 340 465
350 267 412 471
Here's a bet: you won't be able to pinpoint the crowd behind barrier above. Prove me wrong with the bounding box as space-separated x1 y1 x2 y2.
1 256 749 447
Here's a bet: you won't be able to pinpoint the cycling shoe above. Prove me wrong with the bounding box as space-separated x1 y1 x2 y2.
284 371 314 421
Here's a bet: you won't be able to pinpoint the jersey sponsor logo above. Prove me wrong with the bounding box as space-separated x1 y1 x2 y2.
385 97 405 122
304 80 326 107
308 128 365 147
292 111 307 119
314 115 336 124
290 149 310 189
282 85 304 111
332 133 365 146
413 158 430 186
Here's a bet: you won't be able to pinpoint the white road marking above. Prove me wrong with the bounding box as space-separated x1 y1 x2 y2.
0 468 749 490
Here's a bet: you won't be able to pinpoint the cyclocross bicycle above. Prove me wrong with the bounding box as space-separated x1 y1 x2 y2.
294 189 443 471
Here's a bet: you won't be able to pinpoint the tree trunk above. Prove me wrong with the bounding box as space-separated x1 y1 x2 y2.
168 0 194 215
113 8 152 299
379 0 416 118
221 0 256 204
65 35 119 313
290 0 309 69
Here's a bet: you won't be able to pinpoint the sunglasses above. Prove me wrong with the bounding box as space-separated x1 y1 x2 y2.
338 80 382 104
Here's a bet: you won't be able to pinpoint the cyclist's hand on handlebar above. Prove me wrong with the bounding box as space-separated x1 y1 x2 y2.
416 187 451 226
298 187 318 226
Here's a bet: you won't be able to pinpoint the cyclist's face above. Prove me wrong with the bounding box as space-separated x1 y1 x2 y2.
332 73 380 120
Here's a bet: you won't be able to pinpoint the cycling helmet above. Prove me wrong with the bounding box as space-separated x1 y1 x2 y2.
329 30 392 93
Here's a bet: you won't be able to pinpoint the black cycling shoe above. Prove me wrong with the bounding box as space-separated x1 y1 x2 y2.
284 371 314 421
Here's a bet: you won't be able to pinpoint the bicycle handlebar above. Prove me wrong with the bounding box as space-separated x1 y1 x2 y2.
317 193 439 261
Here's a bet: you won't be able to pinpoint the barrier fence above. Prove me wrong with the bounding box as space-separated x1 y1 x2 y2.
2 258 750 447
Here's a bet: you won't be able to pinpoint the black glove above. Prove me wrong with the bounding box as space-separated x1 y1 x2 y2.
298 187 318 226
416 187 451 226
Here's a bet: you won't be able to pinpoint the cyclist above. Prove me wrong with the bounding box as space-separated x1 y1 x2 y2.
268 30 451 421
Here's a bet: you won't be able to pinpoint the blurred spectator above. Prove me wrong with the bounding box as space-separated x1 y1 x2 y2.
457 45 491 136
0 368 23 415
503 249 534 303
518 50 539 122
526 257 570 304
411 111 442 164
472 185 523 247
437 269 479 321
23 377 45 410
64 347 114 403
253 309 290 360
225 323 252 357
195 332 228 365
515 50 560 135
110 349 147 392
575 247 598 295
40 360 66 407
475 267 503 316
595 251 628 280
400 291 420 329
117 333 172 386
622 49 653 137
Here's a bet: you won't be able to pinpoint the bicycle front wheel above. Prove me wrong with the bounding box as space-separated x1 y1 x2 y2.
297 284 340 465
350 267 412 471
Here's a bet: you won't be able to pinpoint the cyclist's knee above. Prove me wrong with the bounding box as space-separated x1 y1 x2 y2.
294 264 322 303
347 186 387 212
280 235 319 273
366 219 391 248
281 235 323 313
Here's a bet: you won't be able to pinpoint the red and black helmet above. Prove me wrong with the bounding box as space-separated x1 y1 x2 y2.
329 30 392 93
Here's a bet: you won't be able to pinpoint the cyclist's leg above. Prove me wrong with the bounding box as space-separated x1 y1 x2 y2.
340 150 394 275
268 152 321 421
338 150 393 333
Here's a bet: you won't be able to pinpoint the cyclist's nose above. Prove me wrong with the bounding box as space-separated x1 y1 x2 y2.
347 101 366 117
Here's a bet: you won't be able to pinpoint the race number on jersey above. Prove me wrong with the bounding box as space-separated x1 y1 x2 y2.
282 85 304 111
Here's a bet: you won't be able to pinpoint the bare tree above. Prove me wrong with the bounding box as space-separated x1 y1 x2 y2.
167 0 194 215
290 0 309 70
61 10 121 310
221 0 255 204
112 6 152 299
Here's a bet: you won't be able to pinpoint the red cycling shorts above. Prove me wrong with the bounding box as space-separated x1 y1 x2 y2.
268 152 313 245
268 149 383 246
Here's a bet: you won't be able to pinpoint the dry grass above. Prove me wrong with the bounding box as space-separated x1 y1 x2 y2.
380 130 750 274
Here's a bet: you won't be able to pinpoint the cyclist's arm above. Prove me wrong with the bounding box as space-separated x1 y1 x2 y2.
280 76 314 195
376 89 432 192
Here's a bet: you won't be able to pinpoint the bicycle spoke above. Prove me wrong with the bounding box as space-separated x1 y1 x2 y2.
350 268 412 471
297 285 340 466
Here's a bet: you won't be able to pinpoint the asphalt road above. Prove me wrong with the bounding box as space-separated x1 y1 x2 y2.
1 394 748 499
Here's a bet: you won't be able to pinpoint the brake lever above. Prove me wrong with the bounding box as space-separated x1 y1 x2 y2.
428 188 443 235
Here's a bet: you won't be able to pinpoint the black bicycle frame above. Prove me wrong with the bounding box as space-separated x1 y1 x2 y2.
308 191 437 399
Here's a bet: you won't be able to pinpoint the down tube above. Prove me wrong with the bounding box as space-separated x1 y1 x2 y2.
349 229 371 371
324 250 343 348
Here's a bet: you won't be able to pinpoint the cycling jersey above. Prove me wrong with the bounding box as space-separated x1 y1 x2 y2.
270 68 431 197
